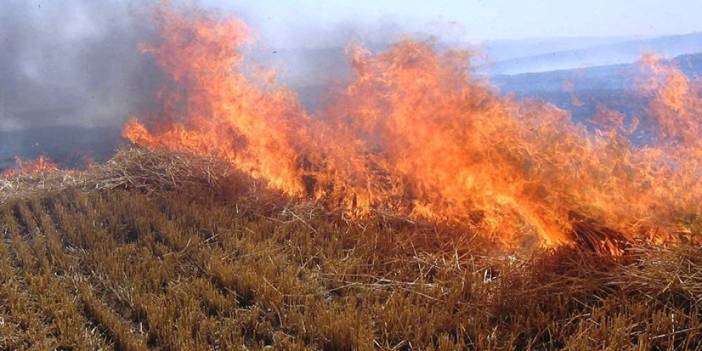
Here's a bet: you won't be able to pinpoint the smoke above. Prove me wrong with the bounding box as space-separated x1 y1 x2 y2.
244 19 420 110
0 0 162 131
233 9 455 111
0 1 437 130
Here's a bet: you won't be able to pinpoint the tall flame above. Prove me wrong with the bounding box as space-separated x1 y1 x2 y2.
124 4 702 250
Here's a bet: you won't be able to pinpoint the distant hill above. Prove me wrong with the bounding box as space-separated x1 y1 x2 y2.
492 52 702 122
494 53 702 92
475 36 640 63
484 32 702 75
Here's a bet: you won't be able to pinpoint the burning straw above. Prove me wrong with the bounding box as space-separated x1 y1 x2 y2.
119 3 702 251
1 146 685 255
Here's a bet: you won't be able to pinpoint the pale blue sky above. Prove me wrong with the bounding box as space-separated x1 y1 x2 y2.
206 0 702 45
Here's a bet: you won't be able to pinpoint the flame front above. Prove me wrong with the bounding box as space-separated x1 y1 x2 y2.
124 4 702 250
2 156 59 178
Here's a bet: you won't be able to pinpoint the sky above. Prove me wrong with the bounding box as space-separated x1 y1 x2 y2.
209 0 702 46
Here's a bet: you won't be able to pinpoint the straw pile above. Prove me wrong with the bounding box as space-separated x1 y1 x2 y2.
0 148 233 206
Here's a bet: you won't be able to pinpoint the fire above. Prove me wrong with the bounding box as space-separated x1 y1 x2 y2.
125 5 311 195
124 4 702 251
2 156 59 178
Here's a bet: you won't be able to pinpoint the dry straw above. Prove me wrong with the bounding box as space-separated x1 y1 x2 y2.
1 147 232 205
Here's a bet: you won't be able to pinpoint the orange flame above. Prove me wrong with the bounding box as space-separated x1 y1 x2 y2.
2 156 59 178
124 4 702 250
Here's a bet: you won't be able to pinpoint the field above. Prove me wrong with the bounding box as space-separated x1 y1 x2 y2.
1 150 702 350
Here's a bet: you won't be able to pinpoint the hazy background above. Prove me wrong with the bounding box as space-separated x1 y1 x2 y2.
1 0 702 169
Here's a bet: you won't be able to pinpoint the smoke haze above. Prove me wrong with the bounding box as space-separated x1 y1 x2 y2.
0 0 162 131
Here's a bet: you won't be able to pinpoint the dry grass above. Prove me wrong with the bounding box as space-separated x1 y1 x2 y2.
1 148 702 350
1 148 235 206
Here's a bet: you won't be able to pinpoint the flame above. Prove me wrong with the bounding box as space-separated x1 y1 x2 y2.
2 156 59 178
124 4 702 251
